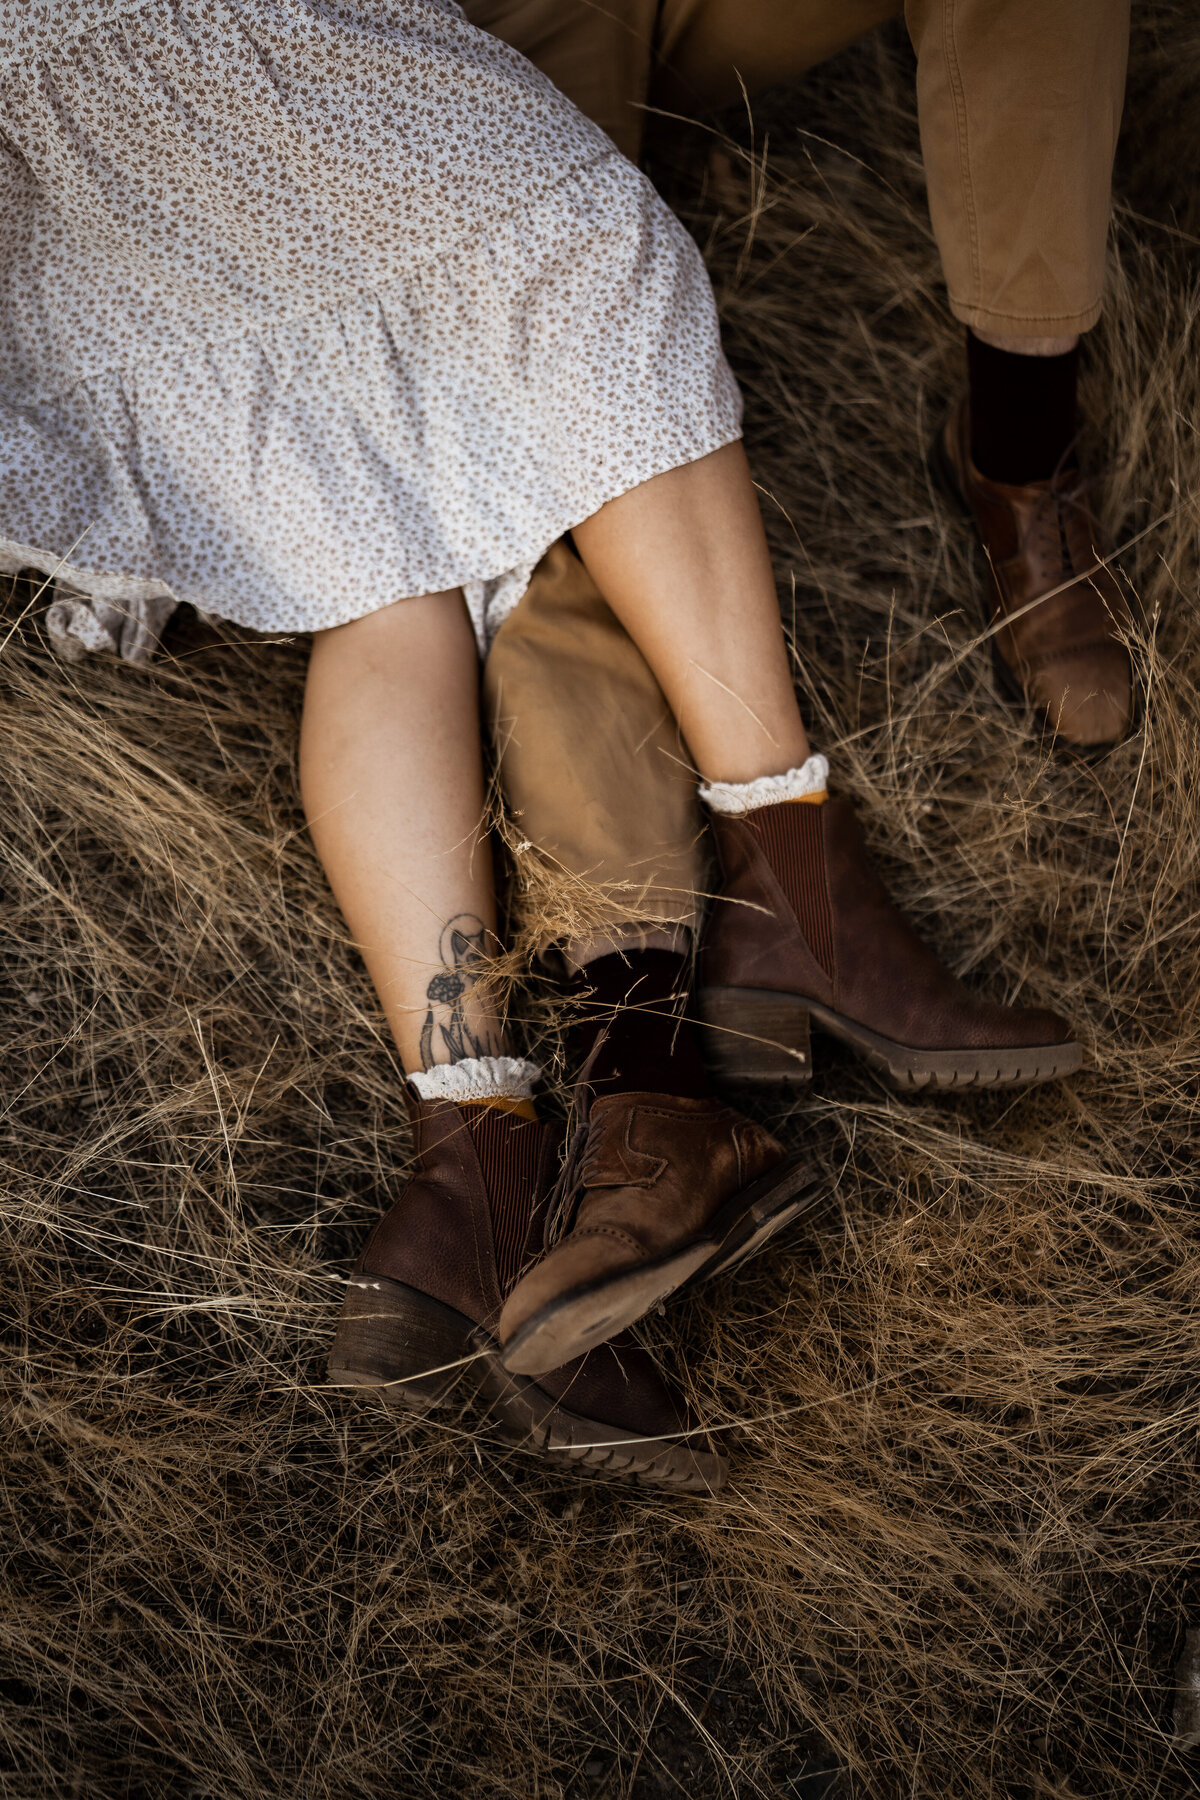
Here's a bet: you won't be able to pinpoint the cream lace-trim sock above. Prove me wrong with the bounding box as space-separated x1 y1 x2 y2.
408 1056 541 1104
699 754 829 815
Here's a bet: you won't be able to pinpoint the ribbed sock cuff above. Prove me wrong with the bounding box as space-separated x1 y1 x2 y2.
408 1055 541 1104
699 754 829 815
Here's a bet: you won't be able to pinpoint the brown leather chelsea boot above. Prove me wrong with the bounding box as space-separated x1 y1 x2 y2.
327 1092 726 1493
498 1086 816 1377
697 797 1080 1092
939 401 1133 748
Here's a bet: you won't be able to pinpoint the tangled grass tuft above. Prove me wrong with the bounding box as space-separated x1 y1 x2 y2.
3 13 1199 1798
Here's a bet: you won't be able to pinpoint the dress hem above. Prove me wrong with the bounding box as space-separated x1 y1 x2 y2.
1 423 743 663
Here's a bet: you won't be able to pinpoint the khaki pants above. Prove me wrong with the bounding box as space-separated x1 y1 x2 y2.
474 0 1130 943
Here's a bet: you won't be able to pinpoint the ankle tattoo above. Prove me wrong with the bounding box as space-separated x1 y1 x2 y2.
419 913 502 1066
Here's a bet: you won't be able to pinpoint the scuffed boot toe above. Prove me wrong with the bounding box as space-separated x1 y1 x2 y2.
1030 653 1132 750
499 1226 716 1376
500 1091 807 1376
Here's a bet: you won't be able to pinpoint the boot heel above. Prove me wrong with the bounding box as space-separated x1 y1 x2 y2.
697 986 813 1087
327 1276 477 1411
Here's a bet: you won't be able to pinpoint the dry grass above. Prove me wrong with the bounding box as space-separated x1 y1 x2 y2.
3 13 1199 1798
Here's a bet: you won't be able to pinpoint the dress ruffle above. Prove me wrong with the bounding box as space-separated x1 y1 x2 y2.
0 0 741 661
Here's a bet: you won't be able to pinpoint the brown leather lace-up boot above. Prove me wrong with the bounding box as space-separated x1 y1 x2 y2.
697 797 1080 1092
939 401 1133 748
497 1085 815 1377
327 1092 726 1493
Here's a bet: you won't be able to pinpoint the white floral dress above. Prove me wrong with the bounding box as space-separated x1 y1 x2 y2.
0 0 741 662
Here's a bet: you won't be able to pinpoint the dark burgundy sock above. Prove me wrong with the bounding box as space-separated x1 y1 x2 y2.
566 949 712 1101
966 330 1080 485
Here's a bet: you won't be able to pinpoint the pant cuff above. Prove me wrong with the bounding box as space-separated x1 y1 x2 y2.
948 297 1104 337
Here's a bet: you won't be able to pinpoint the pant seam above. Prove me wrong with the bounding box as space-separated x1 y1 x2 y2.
941 0 982 314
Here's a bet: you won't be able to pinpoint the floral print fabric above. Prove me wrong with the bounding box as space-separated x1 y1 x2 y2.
0 0 741 659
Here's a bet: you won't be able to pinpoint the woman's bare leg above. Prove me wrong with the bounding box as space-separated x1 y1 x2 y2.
300 442 808 1070
299 591 506 1074
569 441 812 784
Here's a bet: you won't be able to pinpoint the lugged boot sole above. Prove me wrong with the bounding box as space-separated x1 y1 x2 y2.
326 1275 727 1494
698 984 1081 1091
